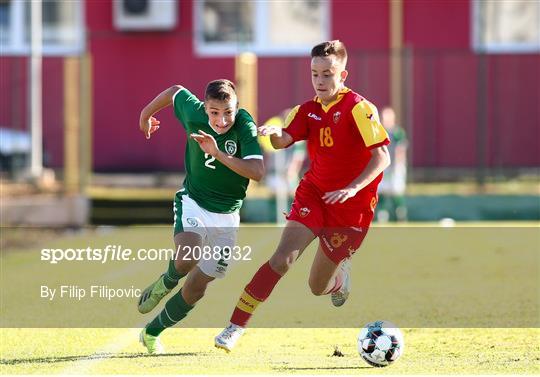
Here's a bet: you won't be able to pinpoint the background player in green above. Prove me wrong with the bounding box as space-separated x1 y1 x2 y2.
137 79 264 354
377 106 408 222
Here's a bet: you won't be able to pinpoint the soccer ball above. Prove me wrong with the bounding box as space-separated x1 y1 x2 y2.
357 320 404 367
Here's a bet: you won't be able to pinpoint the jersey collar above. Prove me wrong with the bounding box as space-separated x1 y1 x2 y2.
314 87 350 113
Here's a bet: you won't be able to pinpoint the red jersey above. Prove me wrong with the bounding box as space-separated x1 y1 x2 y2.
284 88 390 203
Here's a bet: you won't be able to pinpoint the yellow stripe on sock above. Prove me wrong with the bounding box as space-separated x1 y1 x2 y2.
236 290 262 314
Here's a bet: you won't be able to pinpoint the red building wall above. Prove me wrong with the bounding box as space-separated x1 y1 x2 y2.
87 0 235 171
1 0 538 172
404 0 540 168
0 57 64 167
257 0 391 127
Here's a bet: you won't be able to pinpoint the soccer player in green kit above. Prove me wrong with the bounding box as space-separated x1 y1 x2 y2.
137 79 264 354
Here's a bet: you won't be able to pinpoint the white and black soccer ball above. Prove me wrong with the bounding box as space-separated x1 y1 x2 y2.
357 320 404 367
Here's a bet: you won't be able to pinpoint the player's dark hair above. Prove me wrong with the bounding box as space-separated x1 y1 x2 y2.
311 40 348 66
205 79 237 102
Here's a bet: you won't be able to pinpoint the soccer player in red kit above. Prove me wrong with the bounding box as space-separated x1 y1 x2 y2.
215 40 391 351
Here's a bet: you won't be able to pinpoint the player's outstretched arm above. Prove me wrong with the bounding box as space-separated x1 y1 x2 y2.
139 85 183 139
258 126 294 149
323 145 391 204
191 131 265 181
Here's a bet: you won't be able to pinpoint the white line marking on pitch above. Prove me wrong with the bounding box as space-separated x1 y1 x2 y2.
60 327 143 374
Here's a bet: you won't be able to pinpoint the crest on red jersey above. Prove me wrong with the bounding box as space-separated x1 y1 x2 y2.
333 111 341 124
299 207 311 217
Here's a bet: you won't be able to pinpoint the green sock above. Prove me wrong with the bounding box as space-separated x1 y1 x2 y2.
146 288 194 337
163 259 185 289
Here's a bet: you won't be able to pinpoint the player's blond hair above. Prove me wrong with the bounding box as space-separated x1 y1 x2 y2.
311 40 348 67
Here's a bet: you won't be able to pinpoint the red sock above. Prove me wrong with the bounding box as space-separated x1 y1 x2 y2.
230 261 282 327
327 270 344 294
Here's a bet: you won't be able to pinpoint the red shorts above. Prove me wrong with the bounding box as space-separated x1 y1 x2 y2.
286 179 377 264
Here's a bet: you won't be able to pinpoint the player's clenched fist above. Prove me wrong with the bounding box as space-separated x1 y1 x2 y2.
140 116 161 139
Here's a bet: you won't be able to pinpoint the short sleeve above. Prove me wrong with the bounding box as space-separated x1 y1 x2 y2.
237 110 263 160
351 101 390 149
283 105 308 142
172 87 205 128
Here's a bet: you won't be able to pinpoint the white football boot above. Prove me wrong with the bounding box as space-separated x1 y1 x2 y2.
214 323 245 352
331 258 351 307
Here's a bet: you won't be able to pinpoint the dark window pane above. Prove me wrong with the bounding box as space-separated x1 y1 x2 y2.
203 1 253 43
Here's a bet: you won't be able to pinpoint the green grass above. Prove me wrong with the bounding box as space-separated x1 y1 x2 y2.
1 328 539 374
1 223 539 374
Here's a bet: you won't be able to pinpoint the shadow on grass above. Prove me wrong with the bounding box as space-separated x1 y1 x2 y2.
0 352 198 366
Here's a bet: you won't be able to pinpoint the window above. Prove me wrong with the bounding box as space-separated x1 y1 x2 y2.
473 0 540 53
201 1 253 44
0 0 10 45
195 0 330 56
0 0 84 55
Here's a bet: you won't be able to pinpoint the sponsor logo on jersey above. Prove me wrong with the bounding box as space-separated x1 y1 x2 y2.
299 207 311 217
330 233 348 248
308 112 322 121
186 217 199 227
225 140 237 155
333 111 341 124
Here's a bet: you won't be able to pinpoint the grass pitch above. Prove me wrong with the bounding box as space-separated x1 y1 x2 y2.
1 328 539 374
1 223 539 374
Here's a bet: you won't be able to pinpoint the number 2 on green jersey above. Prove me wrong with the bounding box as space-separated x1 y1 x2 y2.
204 153 216 169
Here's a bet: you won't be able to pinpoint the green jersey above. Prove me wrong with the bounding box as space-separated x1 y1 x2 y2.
387 126 407 162
173 88 262 213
